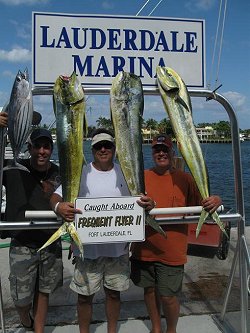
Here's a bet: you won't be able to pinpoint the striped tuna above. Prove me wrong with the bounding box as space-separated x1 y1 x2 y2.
5 69 33 171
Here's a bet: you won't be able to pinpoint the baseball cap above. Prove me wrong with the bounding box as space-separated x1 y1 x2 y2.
28 128 53 145
91 133 115 147
151 134 173 149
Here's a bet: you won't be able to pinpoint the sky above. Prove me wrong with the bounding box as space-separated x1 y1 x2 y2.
0 0 249 130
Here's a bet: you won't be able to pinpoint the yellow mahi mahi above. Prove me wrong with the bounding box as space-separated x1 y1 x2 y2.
156 66 226 238
38 72 87 254
110 71 165 237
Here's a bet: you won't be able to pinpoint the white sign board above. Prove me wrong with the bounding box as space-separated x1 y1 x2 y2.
32 12 205 88
74 196 145 244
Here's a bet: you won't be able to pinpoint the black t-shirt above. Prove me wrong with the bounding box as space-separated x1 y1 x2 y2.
2 159 61 248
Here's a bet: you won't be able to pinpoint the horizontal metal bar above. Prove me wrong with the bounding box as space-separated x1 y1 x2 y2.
150 205 224 215
0 221 62 230
156 213 241 225
0 213 241 230
25 210 57 219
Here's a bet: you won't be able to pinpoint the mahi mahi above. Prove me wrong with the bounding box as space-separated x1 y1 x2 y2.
110 71 165 237
4 69 33 171
156 66 226 237
39 72 87 254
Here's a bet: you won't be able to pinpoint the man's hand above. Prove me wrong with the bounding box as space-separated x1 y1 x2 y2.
0 112 8 128
56 202 82 222
201 195 222 214
137 194 156 211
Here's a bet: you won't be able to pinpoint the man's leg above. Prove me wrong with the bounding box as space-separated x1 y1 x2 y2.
77 293 95 333
33 291 49 333
104 287 121 333
144 286 162 333
161 295 179 333
15 304 33 328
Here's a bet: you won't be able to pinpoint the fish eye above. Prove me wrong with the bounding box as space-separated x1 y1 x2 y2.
16 75 22 82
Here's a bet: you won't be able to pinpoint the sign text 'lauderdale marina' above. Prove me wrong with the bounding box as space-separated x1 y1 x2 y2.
32 13 205 88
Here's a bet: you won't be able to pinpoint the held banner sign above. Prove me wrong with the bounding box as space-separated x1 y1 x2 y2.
32 12 205 88
74 196 145 244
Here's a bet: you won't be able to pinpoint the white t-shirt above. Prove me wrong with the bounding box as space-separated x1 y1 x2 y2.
55 162 130 259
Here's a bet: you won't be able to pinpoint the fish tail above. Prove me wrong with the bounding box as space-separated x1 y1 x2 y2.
3 162 30 173
196 209 209 238
211 211 228 238
146 214 166 238
67 223 84 256
196 209 228 238
37 223 68 252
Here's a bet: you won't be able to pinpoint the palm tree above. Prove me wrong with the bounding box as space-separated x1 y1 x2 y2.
96 117 114 132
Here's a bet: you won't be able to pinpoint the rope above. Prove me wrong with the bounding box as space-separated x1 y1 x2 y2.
136 0 151 16
215 0 228 87
207 0 223 89
148 0 164 16
207 0 227 90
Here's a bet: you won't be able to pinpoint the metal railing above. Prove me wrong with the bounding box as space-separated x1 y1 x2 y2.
0 88 248 333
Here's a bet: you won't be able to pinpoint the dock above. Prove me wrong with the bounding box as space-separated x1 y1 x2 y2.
0 227 249 332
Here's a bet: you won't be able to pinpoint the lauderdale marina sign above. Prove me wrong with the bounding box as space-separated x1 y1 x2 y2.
32 13 205 88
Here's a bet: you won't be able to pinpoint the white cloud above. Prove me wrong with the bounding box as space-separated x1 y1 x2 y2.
185 0 216 12
223 91 246 109
0 48 31 62
2 70 15 79
102 1 114 9
0 0 48 5
10 20 31 40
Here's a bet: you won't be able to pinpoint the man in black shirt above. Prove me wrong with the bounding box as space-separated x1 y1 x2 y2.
1 120 63 333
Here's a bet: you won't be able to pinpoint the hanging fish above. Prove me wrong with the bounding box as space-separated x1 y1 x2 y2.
4 69 33 171
38 72 88 254
156 66 226 238
110 71 165 237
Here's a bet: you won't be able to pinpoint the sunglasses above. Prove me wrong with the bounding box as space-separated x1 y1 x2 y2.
31 142 52 150
153 145 169 154
93 141 114 150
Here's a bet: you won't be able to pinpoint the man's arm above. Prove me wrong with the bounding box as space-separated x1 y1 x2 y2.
0 112 8 127
50 192 82 222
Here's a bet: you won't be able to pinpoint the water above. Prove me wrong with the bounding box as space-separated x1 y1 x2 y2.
52 140 250 226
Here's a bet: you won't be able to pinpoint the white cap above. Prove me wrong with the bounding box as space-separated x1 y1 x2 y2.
91 133 115 146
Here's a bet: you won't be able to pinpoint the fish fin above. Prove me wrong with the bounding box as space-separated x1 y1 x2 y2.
52 95 57 117
146 214 166 238
3 162 30 172
67 222 84 255
196 209 209 238
175 95 191 113
37 223 68 252
83 111 88 138
211 211 228 238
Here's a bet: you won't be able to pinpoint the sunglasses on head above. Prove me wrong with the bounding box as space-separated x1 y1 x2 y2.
93 141 114 150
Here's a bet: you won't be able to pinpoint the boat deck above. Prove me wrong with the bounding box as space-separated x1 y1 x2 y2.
0 227 249 332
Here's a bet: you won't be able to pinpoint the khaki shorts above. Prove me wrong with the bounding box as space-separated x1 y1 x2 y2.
9 242 63 307
70 254 130 296
130 259 184 296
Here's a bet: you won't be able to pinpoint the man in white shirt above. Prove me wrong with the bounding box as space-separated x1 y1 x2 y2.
50 128 154 333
